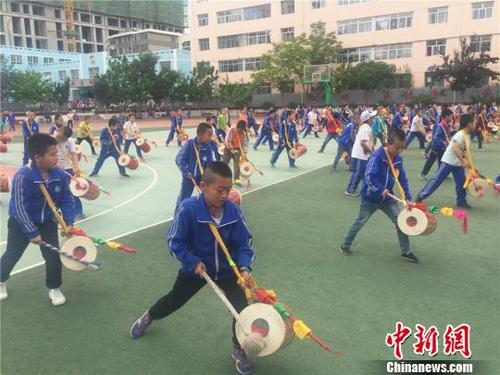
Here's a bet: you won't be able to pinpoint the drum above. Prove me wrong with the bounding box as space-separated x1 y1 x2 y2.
487 122 497 134
92 138 101 148
228 188 242 206
0 144 7 153
0 175 10 193
217 144 225 156
69 177 100 200
240 161 255 177
136 138 151 153
1 134 12 144
397 207 437 236
177 131 189 142
60 236 98 271
236 303 295 357
118 154 139 170
425 132 432 142
288 143 307 160
467 178 489 198
272 133 279 144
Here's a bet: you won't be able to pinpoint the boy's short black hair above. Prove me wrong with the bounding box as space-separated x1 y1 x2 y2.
197 122 212 136
61 126 73 138
28 133 57 160
441 108 452 118
459 114 473 130
54 113 63 121
387 128 407 144
236 120 247 129
108 118 117 127
202 161 233 184
206 115 214 122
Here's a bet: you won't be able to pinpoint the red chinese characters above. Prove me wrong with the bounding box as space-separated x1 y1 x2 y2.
385 322 412 360
413 324 439 357
443 324 472 358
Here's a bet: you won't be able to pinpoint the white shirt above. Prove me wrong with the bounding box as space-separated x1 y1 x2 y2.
351 123 373 160
123 121 139 140
441 130 468 167
56 137 77 170
410 115 424 132
307 111 318 126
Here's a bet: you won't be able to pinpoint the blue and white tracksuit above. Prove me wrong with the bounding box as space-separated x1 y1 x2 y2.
270 120 298 167
333 122 355 171
91 128 126 176
166 114 183 146
247 111 258 136
253 112 275 151
22 120 40 165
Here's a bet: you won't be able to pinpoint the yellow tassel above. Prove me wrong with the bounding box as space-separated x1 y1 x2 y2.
293 320 311 340
265 290 276 299
440 207 454 217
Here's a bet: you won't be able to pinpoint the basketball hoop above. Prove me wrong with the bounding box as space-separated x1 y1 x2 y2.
304 64 331 84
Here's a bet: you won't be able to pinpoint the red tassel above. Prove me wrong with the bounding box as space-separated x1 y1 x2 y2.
116 245 136 253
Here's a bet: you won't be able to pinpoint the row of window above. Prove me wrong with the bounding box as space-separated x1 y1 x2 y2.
216 4 271 24
218 58 263 72
218 31 271 49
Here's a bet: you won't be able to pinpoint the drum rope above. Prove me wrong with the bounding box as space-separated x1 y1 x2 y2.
383 147 406 202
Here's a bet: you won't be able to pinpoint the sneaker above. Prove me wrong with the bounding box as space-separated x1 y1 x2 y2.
344 191 359 197
232 347 253 375
130 311 153 338
89 173 98 177
0 282 7 301
340 244 352 256
48 289 66 306
318 150 324 153
478 148 485 152
419 174 428 181
290 165 298 169
270 162 275 168
457 203 472 209
121 173 130 178
401 253 419 264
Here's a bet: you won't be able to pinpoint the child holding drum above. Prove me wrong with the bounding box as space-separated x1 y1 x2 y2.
123 113 145 162
270 110 299 168
0 134 75 305
340 128 419 264
130 162 255 375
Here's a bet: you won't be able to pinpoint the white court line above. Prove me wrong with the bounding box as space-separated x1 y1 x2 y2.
0 162 159 246
10 162 331 276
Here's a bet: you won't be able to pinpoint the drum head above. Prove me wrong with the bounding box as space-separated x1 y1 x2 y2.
397 208 430 236
60 236 97 271
136 138 145 146
288 149 298 160
236 303 293 357
272 133 279 143
468 178 489 198
118 154 130 167
240 162 254 177
69 177 90 197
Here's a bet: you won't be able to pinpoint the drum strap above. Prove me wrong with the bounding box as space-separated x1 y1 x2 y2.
39 183 69 234
439 123 450 144
461 129 478 189
108 127 122 154
192 141 204 175
234 128 247 162
383 147 406 202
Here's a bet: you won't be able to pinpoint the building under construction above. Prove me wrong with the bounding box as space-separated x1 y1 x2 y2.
0 0 184 53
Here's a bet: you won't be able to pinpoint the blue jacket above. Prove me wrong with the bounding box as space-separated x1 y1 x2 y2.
171 115 183 129
9 164 75 239
49 123 63 135
100 127 122 151
175 137 220 180
247 111 255 126
279 120 298 144
167 194 255 279
339 123 356 148
361 147 411 204
430 121 451 152
22 120 39 141
391 112 403 130
8 114 16 123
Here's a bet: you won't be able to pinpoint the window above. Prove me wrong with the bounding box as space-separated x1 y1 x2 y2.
83 43 93 53
80 13 91 22
89 67 99 78
470 35 491 52
375 12 413 30
11 55 22 64
95 28 103 43
428 7 448 24
159 61 171 70
281 0 295 14
32 5 44 16
244 57 262 70
76 42 81 52
54 9 61 18
24 18 31 34
25 37 32 47
218 31 271 49
108 29 119 37
0 15 3 33
14 36 23 46
337 47 372 63
198 13 208 26
23 4 29 14
120 19 127 28
217 4 270 24
374 43 411 60
97 45 104 52
426 39 446 56
199 38 209 51
43 57 54 64
312 0 325 9
35 39 47 49
182 41 191 51
311 22 325 35
27 56 38 65
12 17 21 34
42 72 52 80
34 20 46 36
0 54 4 64
472 2 493 19
337 17 372 35
338 0 368 4
73 12 78 21
280 82 295 94
281 27 295 41
425 72 444 87
56 22 62 38
59 71 67 80
0 35 4 45
57 40 64 51
95 15 102 24
11 2 19 12
254 84 271 95
219 59 244 72
81 26 92 42
108 17 119 27
70 69 79 80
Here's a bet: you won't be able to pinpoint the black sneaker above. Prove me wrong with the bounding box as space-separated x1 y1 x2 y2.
401 253 419 263
457 203 472 209
89 173 98 177
121 173 130 178
340 244 352 256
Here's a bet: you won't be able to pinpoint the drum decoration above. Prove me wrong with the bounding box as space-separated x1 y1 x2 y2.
288 143 307 160
136 138 151 153
60 236 99 271
118 154 139 170
0 175 10 193
177 129 189 142
240 161 255 178
0 134 12 144
92 137 101 148
467 177 490 198
272 133 279 144
425 132 433 142
397 205 437 236
69 177 100 200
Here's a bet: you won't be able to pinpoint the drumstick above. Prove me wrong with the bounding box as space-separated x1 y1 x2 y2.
40 241 103 271
383 190 407 205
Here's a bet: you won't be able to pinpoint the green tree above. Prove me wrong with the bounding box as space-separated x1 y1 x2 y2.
331 61 399 91
217 79 253 107
93 78 113 107
150 68 184 103
432 36 499 91
52 79 70 107
1 68 14 101
8 71 52 102
188 62 219 103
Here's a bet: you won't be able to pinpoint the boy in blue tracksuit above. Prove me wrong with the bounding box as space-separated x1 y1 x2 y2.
22 111 40 165
89 119 128 177
246 108 258 136
332 114 358 172
174 123 221 211
166 108 183 146
253 108 276 151
0 134 75 304
130 161 255 375
270 110 298 168
8 112 16 131
391 104 405 130
340 128 419 263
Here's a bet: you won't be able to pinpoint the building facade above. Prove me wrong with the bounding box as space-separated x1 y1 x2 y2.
107 29 181 56
188 0 500 89
0 0 184 53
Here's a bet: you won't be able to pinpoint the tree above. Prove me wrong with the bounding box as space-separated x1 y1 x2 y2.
188 62 219 103
252 27 342 93
52 79 70 107
93 78 113 107
432 36 498 91
150 68 184 103
331 61 399 91
8 71 52 102
217 78 253 108
1 68 14 101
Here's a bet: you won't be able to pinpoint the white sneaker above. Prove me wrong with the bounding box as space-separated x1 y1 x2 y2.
48 288 66 306
0 282 7 301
